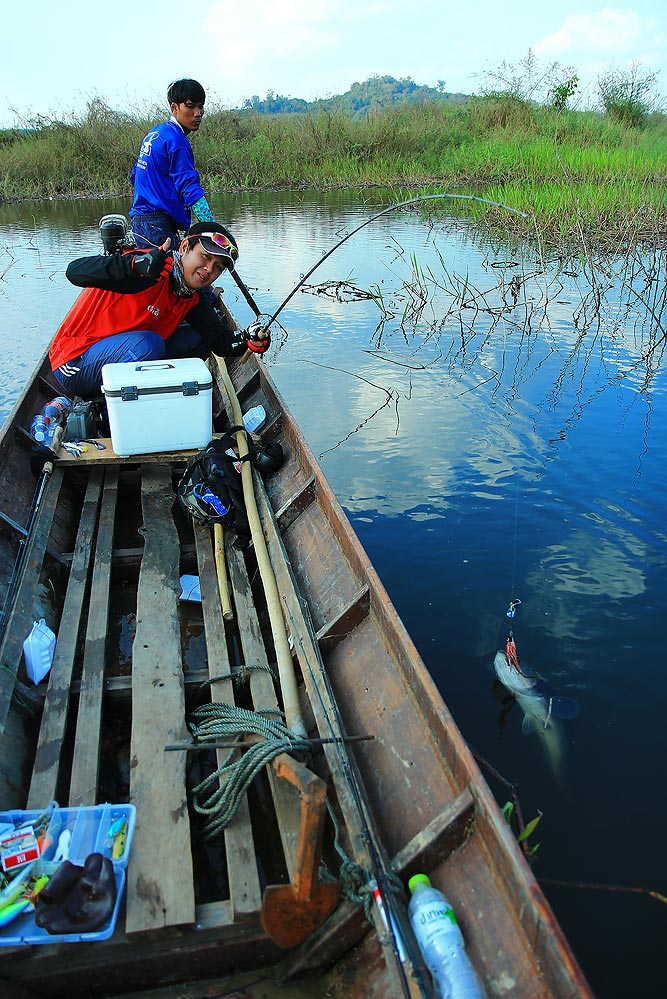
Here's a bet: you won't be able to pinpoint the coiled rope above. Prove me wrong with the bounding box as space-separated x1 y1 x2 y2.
324 798 406 920
187 702 311 838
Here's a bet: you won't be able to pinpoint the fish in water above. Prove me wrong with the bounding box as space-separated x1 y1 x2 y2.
493 648 580 782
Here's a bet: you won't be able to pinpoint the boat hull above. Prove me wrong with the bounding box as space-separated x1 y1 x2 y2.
0 346 593 998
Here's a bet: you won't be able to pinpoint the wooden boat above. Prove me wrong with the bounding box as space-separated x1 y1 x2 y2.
0 325 594 998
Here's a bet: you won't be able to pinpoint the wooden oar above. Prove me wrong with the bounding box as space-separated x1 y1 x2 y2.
217 356 341 945
216 359 306 738
259 754 340 948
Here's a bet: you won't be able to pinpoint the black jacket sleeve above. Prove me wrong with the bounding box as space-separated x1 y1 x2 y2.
183 298 246 357
65 249 158 293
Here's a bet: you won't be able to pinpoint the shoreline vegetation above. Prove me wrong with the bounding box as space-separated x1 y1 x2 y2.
1 95 666 247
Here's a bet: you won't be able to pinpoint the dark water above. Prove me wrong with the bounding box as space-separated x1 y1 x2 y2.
1 191 665 997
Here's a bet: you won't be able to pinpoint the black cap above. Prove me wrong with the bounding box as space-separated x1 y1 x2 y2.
187 222 238 269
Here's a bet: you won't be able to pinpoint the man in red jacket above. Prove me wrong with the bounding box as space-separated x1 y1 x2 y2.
50 222 268 399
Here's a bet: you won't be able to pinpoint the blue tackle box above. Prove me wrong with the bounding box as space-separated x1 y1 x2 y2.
0 802 135 945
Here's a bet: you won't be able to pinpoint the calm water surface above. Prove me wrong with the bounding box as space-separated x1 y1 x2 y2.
1 191 665 997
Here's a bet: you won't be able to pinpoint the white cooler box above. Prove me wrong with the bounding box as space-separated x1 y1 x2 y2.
101 359 213 457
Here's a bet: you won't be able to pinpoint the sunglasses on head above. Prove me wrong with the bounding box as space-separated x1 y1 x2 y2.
200 232 238 258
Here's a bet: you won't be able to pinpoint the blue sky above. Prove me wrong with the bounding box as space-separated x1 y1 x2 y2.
1 2 665 126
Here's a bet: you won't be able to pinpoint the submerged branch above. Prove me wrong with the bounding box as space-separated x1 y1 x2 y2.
539 878 667 906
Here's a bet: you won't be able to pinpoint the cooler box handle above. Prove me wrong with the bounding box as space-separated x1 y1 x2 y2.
134 362 175 371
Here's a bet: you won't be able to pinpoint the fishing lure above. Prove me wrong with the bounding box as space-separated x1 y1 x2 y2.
0 873 49 928
0 862 36 910
0 895 31 928
106 816 128 860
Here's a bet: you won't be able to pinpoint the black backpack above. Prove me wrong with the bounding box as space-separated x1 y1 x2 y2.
177 430 253 545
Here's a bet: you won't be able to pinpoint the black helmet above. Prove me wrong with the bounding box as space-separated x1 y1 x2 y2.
253 442 284 476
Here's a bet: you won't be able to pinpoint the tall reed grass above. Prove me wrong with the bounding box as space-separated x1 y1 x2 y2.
1 97 666 244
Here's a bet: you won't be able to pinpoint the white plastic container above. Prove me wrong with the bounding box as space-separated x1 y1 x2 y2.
22 619 56 684
101 359 212 457
242 405 266 433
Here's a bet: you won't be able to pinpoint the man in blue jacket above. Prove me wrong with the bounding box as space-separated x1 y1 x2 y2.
130 79 217 251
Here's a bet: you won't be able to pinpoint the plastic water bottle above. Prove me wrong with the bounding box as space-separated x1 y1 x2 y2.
242 405 266 433
30 414 51 443
43 396 72 426
52 395 73 416
408 874 484 999
31 397 72 446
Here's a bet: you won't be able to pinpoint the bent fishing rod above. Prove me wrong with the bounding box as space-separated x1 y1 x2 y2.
233 192 529 332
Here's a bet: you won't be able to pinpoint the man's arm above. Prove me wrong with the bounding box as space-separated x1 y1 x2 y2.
66 246 172 294
184 299 256 357
189 194 215 223
168 129 207 211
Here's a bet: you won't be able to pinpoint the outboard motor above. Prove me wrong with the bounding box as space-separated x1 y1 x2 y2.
99 214 134 255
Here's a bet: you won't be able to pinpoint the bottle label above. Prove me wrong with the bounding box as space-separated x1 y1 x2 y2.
412 902 462 948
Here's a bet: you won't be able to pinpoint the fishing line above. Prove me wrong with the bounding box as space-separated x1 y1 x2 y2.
262 193 529 332
494 235 536 631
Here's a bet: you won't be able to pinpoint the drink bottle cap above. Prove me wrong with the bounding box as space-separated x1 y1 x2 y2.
409 874 432 893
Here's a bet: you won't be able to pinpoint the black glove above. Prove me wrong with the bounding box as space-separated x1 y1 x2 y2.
245 320 271 354
228 323 271 356
131 248 173 282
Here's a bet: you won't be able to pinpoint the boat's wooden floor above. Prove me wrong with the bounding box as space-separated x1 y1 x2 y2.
0 453 331 995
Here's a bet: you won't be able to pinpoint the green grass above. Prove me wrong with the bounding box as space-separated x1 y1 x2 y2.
1 96 666 245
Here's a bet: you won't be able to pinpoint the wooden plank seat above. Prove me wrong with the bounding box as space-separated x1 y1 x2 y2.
125 465 195 933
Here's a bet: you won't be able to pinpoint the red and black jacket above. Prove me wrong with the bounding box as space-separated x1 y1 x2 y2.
50 248 238 370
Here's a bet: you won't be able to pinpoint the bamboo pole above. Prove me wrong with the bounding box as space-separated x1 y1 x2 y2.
213 523 233 620
218 361 307 738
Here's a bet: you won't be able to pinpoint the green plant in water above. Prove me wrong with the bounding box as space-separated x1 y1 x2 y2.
502 801 542 857
368 283 394 321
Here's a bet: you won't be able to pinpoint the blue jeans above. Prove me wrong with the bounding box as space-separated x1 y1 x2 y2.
53 326 207 400
130 211 181 251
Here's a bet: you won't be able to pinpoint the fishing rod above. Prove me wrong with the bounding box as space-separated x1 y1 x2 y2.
230 269 263 318
106 214 265 320
257 192 529 333
283 600 431 999
0 428 63 644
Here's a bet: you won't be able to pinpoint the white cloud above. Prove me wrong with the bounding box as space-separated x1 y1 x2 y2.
534 7 662 59
204 0 394 83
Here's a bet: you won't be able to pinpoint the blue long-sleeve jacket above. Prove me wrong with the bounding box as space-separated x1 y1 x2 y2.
130 118 206 230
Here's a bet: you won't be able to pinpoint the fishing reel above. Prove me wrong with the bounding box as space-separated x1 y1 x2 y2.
99 214 135 255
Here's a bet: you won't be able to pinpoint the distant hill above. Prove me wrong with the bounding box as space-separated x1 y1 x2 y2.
240 75 469 117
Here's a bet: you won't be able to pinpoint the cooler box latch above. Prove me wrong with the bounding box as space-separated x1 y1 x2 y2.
182 381 200 396
121 386 139 402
